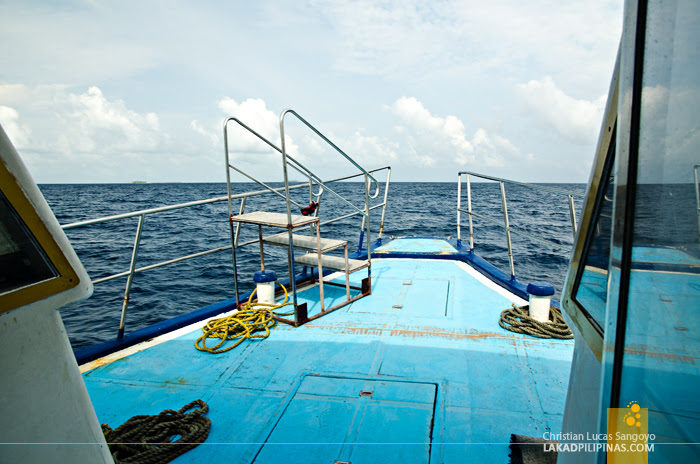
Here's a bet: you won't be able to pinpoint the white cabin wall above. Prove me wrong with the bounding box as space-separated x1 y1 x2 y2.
0 301 113 463
557 315 602 464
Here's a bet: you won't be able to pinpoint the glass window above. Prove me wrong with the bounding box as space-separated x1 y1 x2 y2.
571 131 616 333
616 0 700 456
0 190 58 294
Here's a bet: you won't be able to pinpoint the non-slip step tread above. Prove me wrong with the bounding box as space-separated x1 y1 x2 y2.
295 253 369 273
263 233 347 252
230 211 318 228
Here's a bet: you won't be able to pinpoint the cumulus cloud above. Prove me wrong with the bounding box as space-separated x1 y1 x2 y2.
213 97 398 179
218 97 279 152
211 97 304 167
0 84 164 158
387 96 518 168
0 84 180 181
515 76 606 144
59 86 162 155
0 105 31 148
338 131 398 166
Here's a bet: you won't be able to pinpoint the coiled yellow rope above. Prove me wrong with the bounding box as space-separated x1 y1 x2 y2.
195 283 295 354
499 304 573 339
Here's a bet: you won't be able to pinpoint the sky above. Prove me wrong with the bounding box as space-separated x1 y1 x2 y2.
0 0 623 184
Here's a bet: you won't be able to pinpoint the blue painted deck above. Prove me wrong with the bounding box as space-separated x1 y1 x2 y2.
83 238 574 463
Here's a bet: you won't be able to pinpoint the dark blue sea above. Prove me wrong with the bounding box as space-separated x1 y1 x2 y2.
39 182 586 351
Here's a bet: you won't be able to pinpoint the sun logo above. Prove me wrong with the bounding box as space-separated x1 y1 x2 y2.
623 401 643 427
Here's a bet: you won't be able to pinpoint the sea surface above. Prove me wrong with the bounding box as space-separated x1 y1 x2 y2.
40 181 586 351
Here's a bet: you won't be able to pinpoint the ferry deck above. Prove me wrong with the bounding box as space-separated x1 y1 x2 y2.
81 238 574 463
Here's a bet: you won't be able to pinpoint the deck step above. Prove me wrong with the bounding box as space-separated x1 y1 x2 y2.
230 211 317 228
295 253 369 273
262 232 347 252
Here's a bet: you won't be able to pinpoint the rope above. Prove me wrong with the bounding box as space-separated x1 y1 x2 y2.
195 282 295 354
101 399 211 464
499 304 573 339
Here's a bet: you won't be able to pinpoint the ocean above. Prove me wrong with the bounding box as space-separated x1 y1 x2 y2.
39 181 586 351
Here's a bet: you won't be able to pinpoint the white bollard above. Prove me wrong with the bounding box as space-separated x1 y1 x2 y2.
527 282 555 323
253 270 277 304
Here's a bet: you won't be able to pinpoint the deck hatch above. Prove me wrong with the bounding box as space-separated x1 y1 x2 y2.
253 375 437 464
350 277 451 318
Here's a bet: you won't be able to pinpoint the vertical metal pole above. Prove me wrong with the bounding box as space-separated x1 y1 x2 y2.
308 177 315 237
344 244 350 300
258 225 265 271
378 167 391 238
279 111 298 313
118 214 145 339
568 195 578 240
364 173 372 276
457 173 462 241
467 174 474 250
500 181 515 278
224 119 240 309
234 197 246 247
315 218 325 311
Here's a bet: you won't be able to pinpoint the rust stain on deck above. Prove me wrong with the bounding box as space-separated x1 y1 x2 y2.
305 322 518 344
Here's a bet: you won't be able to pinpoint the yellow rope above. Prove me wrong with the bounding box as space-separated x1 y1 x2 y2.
195 282 294 354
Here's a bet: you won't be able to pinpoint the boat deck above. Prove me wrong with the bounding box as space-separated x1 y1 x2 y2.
83 238 574 463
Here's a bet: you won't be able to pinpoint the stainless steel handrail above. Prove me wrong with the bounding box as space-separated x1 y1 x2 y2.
62 167 390 339
280 109 381 202
224 117 324 199
457 171 584 279
278 109 381 309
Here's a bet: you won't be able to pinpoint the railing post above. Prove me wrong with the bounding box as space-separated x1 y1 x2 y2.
499 182 515 279
364 173 372 272
279 111 299 312
235 197 246 247
118 214 145 339
224 119 241 309
378 167 391 239
568 195 578 241
467 174 474 250
457 173 462 242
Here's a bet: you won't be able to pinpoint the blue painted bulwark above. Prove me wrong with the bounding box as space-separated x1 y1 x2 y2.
75 270 316 365
79 237 560 365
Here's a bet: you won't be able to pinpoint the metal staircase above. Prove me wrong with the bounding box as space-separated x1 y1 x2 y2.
224 110 386 326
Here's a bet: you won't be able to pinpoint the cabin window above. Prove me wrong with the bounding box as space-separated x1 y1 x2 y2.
571 134 616 333
0 190 58 294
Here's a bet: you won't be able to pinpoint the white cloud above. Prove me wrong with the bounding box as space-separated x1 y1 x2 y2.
0 106 31 148
0 84 190 181
0 85 163 158
312 0 621 92
212 97 303 169
311 0 459 78
338 131 398 166
515 76 606 144
387 96 518 168
61 87 162 155
190 120 218 146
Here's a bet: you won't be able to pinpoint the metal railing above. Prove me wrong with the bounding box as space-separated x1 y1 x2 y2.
278 109 381 310
225 109 385 311
456 171 584 279
62 166 391 340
